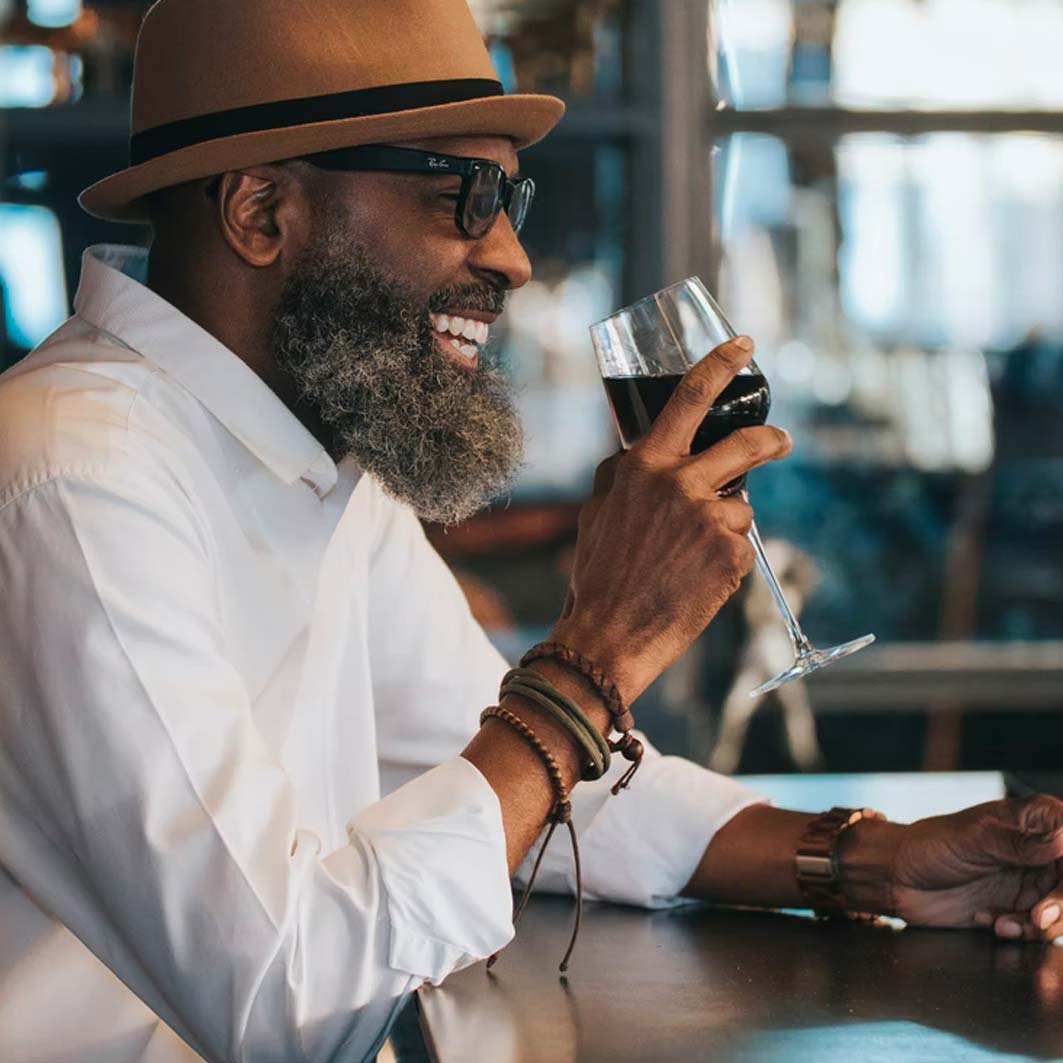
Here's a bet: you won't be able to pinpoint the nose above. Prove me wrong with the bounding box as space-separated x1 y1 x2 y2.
467 210 533 292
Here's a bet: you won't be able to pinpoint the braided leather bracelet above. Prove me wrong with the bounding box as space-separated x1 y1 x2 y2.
520 641 643 793
480 704 583 972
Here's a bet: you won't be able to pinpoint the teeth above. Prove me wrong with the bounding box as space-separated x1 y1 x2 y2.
446 336 478 362
430 312 489 347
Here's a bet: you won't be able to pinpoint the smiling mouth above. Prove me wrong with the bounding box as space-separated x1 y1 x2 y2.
430 312 491 369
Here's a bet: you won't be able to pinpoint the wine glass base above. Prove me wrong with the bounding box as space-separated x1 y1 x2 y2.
749 633 876 698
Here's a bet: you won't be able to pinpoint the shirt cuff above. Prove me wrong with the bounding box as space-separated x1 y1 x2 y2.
349 756 513 983
513 737 768 909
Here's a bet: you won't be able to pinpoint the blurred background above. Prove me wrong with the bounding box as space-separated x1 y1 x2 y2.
1 0 1061 776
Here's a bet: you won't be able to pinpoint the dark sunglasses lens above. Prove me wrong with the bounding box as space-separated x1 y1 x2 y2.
463 165 505 238
507 178 535 234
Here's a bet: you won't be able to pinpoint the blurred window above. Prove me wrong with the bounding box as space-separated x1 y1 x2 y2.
27 0 81 29
0 204 68 349
711 0 1063 111
0 42 82 107
0 44 60 106
470 0 626 99
707 1 1063 648
465 3 633 499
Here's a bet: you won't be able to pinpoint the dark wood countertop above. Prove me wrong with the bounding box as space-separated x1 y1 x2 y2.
420 896 1063 1062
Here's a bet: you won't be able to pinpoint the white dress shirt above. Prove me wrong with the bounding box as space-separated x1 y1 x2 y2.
0 245 762 1063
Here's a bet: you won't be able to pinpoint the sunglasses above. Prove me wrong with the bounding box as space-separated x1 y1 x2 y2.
294 144 535 240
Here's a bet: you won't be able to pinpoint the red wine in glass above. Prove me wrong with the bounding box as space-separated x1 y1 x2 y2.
603 372 771 493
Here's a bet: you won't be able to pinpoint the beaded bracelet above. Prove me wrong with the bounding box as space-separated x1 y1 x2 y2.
480 705 583 972
520 641 643 794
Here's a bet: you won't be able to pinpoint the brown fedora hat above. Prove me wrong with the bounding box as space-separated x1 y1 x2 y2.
79 0 565 223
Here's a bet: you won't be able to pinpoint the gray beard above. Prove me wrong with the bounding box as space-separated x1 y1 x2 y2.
268 227 524 525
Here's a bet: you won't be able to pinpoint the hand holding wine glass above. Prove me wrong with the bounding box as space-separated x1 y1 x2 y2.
587 278 875 697
552 336 793 705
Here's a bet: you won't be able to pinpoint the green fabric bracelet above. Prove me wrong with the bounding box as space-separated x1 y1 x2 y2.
502 667 614 766
500 667 612 780
501 681 607 781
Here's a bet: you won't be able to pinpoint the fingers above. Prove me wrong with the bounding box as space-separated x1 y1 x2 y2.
971 900 1063 943
1032 888 1063 940
681 425 792 495
1023 795 1063 850
994 914 1038 941
642 336 756 456
1014 792 1063 839
714 495 755 536
990 911 1063 943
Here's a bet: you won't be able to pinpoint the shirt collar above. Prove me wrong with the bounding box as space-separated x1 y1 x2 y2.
73 244 338 498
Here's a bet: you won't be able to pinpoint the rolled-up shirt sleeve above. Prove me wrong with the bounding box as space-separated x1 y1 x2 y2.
0 462 513 1063
515 739 767 908
351 758 511 980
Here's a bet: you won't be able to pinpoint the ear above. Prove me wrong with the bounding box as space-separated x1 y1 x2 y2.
214 166 306 268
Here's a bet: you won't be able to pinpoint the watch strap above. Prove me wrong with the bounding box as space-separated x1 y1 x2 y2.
795 806 887 917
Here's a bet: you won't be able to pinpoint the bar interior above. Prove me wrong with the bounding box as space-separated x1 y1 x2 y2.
1 2 1061 1061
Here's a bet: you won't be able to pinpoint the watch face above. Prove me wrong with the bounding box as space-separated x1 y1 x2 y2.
795 853 835 879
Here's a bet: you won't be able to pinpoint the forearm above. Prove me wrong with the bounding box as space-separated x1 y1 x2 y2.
682 803 906 914
681 804 816 907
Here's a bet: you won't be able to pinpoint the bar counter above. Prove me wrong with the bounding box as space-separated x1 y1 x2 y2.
418 773 1063 1063
419 896 1063 1062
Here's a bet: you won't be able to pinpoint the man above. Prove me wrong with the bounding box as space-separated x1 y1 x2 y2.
0 2 1059 1061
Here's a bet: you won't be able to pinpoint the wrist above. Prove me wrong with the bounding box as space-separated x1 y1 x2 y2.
517 656 613 737
525 633 645 793
547 618 643 706
494 691 589 784
834 817 908 917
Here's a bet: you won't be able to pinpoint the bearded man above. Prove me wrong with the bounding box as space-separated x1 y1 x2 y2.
0 2 1060 1062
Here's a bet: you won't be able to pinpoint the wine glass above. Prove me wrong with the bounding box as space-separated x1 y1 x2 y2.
590 277 874 697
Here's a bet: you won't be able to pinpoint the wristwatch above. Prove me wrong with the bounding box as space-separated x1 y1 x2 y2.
795 806 887 917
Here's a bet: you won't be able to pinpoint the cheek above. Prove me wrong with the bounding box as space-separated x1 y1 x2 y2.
353 198 473 300
394 260 474 316
364 230 463 301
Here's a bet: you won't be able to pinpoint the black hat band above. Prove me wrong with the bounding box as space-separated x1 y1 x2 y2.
130 77 505 166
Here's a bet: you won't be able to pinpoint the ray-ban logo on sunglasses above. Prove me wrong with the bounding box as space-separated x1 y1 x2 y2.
427 157 452 170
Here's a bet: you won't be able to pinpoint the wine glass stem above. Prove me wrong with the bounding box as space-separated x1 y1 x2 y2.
743 496 815 660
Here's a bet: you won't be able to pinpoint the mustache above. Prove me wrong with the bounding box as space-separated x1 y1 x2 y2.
428 283 507 317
